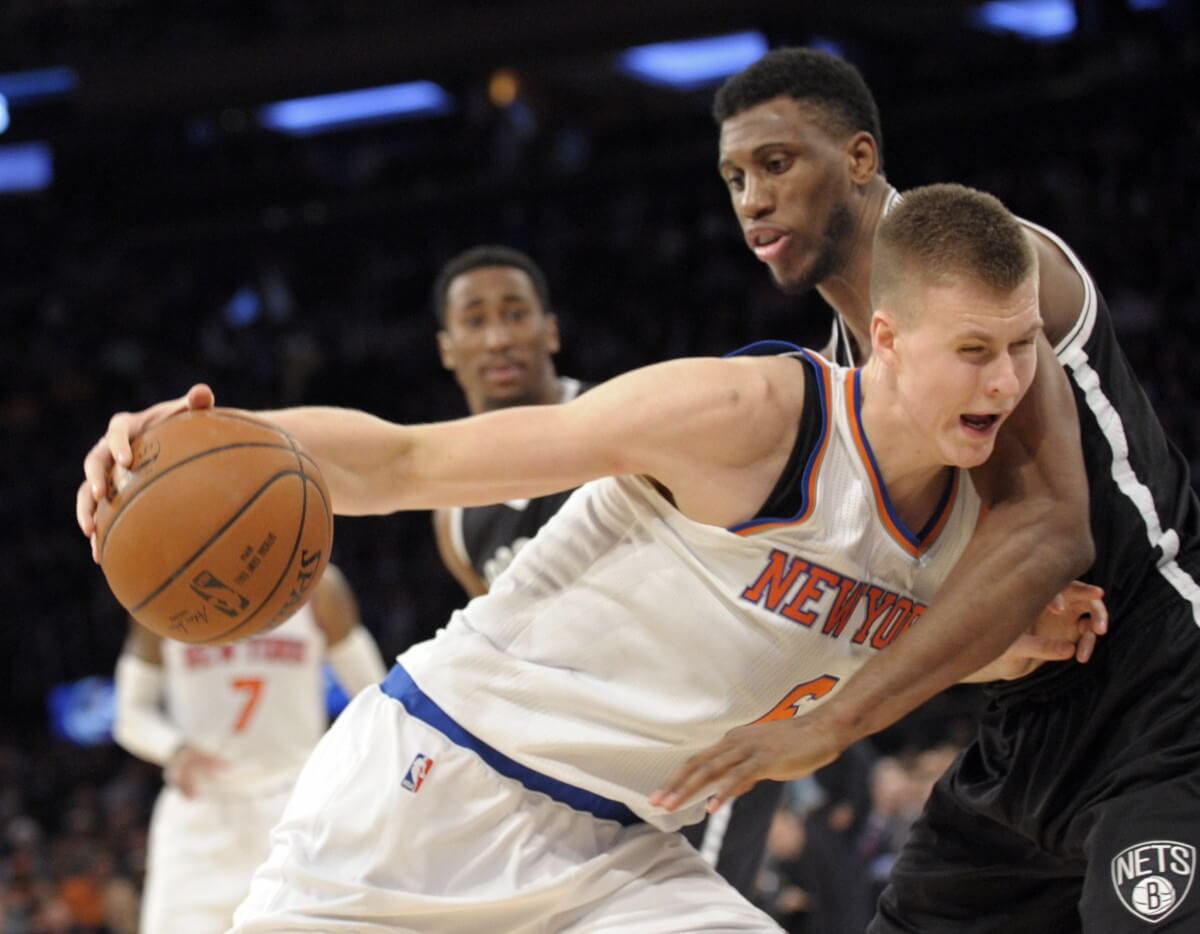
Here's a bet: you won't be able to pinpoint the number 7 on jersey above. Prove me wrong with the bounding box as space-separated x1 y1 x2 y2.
231 677 265 732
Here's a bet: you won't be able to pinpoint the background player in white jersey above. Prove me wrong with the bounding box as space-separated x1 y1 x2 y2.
112 563 386 933
80 185 1095 933
430 243 782 900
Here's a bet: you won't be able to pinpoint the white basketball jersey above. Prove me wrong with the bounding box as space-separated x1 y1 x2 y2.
400 351 982 829
161 604 328 796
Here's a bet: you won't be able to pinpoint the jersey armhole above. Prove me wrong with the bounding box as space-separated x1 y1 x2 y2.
730 351 829 533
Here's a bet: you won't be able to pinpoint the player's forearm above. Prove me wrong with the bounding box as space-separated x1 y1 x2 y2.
259 406 417 515
819 498 1091 744
113 655 183 766
260 405 597 516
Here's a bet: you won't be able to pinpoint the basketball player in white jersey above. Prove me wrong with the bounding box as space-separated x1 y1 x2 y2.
430 243 784 900
80 185 1096 932
112 563 387 934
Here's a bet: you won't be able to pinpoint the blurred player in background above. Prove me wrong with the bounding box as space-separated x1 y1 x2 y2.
430 244 782 900
429 245 585 597
112 563 386 934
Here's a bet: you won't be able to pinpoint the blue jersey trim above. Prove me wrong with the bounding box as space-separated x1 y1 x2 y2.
723 338 806 358
728 348 829 534
380 664 642 826
850 370 955 547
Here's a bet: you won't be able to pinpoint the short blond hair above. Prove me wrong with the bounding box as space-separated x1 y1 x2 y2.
871 183 1036 314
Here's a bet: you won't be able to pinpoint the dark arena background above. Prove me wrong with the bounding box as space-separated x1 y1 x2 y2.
3 2 1198 930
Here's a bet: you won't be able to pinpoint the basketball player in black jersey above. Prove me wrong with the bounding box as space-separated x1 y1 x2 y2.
428 246 585 597
658 49 1200 931
429 244 781 901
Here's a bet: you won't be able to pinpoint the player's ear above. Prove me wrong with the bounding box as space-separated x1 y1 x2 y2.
436 330 457 371
847 131 879 186
871 309 900 365
543 313 561 355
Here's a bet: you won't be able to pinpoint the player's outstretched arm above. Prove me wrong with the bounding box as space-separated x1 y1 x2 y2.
78 355 806 532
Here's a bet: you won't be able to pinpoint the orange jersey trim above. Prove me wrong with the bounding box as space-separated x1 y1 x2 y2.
844 370 959 558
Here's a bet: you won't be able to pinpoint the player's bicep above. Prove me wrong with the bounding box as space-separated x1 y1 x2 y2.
569 356 804 484
310 563 361 645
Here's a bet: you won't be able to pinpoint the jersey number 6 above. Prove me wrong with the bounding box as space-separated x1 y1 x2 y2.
755 674 840 723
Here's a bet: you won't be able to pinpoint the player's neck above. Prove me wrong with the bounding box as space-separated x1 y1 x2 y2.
469 369 563 415
537 368 565 406
858 362 954 534
816 177 893 364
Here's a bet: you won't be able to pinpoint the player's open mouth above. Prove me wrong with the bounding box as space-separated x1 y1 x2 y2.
746 228 790 262
960 413 1000 435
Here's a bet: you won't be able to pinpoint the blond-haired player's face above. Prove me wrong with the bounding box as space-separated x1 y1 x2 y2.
888 275 1042 469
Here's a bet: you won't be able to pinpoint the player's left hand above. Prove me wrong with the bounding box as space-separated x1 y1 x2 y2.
966 580 1107 682
649 714 846 815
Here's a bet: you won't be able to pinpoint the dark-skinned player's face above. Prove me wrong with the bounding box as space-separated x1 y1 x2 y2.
437 265 560 414
718 96 860 294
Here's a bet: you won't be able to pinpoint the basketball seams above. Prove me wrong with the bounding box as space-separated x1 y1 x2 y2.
208 430 313 643
127 468 308 615
97 441 297 563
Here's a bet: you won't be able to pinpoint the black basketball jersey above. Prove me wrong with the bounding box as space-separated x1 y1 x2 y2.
1000 221 1200 695
828 217 1200 698
446 377 589 586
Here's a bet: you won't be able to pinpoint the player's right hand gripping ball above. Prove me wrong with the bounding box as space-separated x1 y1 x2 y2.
93 409 333 644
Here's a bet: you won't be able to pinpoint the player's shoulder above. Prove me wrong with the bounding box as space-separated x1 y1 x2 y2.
309 563 360 645
122 616 164 664
1019 219 1091 346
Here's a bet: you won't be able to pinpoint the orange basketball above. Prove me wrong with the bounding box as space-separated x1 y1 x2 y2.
93 408 333 644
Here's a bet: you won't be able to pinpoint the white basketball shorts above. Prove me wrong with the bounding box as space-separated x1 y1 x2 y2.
229 675 782 933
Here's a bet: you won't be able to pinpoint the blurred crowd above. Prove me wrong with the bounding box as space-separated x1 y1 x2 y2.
0 740 151 933
755 742 965 933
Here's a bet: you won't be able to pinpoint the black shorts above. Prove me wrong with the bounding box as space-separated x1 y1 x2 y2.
681 779 783 899
871 596 1200 933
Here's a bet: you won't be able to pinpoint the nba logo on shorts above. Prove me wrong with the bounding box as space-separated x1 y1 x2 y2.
402 753 434 793
1111 840 1195 923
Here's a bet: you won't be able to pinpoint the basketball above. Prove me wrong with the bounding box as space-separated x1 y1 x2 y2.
93 408 334 644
